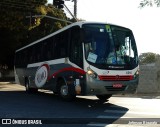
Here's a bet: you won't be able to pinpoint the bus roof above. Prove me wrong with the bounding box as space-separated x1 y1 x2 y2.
15 21 130 52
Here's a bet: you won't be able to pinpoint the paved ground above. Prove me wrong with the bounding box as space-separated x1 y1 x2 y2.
0 82 160 127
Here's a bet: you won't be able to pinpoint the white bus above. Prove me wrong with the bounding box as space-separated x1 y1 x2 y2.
14 21 139 101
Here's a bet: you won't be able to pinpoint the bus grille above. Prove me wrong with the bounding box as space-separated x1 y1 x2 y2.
99 75 133 81
105 86 126 91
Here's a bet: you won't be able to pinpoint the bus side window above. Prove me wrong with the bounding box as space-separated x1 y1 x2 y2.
54 34 60 59
35 43 43 62
54 30 68 59
70 26 83 68
60 30 68 57
41 38 51 61
28 46 35 64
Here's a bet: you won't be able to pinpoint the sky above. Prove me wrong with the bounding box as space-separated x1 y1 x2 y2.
48 0 160 55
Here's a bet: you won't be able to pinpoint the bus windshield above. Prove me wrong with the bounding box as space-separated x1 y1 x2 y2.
83 24 138 69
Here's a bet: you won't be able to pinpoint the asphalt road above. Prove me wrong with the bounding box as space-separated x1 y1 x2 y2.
0 82 160 127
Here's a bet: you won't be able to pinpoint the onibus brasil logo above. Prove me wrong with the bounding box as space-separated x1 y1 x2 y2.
35 64 49 88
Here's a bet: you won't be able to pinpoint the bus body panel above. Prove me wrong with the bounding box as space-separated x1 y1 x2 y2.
85 71 138 95
15 58 87 94
15 59 139 96
83 58 139 95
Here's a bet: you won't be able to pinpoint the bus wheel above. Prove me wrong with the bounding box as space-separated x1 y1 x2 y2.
58 81 76 101
25 80 38 93
96 94 112 101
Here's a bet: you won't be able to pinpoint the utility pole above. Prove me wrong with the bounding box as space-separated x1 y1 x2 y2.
73 0 77 18
52 0 78 21
54 0 77 18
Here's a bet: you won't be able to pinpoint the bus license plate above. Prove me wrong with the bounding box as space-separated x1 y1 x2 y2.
113 84 123 88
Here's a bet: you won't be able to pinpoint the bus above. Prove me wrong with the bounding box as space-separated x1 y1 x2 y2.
14 21 139 101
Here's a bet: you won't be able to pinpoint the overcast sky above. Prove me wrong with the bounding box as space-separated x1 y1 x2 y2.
48 0 160 55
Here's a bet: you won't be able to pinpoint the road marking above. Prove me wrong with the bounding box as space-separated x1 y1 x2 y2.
97 115 133 119
126 111 160 116
88 123 107 127
104 109 160 116
104 109 127 114
88 97 160 127
88 123 159 127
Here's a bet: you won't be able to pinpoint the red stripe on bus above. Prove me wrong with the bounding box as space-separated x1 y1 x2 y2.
42 64 50 71
48 67 86 80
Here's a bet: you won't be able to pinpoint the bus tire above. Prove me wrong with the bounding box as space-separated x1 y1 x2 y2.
25 79 38 93
58 80 76 101
96 94 112 101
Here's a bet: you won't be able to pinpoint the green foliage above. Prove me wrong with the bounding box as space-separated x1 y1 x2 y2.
139 52 160 64
27 4 68 43
0 0 69 69
139 0 160 8
0 0 47 30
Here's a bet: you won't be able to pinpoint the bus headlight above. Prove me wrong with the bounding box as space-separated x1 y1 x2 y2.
87 67 97 78
134 69 139 79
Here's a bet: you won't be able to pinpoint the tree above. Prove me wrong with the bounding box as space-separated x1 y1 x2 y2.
24 4 68 45
0 0 68 71
0 0 48 30
139 52 160 64
139 0 160 8
0 0 48 69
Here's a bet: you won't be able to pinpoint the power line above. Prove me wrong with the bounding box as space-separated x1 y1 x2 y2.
63 4 77 21
52 0 77 18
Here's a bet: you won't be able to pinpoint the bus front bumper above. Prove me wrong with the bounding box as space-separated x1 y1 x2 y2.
85 75 139 95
